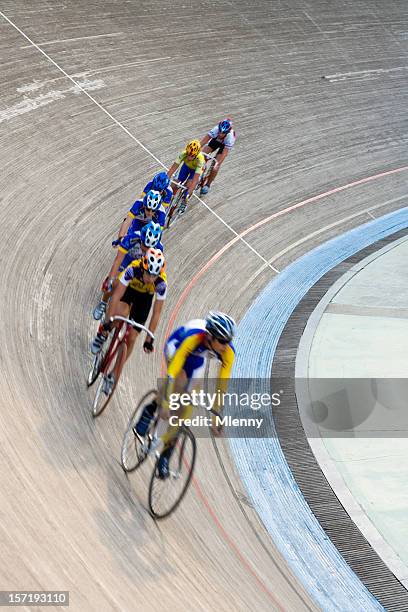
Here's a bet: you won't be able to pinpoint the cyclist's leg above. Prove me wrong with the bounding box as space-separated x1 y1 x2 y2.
157 354 205 477
107 300 130 380
205 152 222 186
159 369 190 447
170 163 188 204
98 276 118 311
125 291 152 363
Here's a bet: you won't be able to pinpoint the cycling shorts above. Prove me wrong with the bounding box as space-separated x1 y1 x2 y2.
178 163 197 184
207 138 225 154
120 287 153 325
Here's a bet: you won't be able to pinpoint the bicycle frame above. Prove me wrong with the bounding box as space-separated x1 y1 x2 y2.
100 316 154 374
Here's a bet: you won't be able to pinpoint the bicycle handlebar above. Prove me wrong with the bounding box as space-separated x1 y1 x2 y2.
109 316 155 339
170 180 187 189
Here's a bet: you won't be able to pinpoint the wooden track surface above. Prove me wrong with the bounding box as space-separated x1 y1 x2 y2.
1 1 407 610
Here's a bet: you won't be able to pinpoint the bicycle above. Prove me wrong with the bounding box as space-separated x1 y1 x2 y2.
121 389 197 519
87 316 154 417
165 180 189 230
195 150 218 195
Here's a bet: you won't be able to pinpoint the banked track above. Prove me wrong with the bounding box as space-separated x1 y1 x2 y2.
1 1 407 610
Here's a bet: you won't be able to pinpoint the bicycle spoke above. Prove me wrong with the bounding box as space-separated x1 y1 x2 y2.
148 427 196 519
121 390 157 472
87 351 102 387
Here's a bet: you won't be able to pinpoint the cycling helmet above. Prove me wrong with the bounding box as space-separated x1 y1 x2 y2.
143 189 162 211
142 248 165 275
140 221 162 248
205 311 236 342
186 139 201 157
152 171 170 192
218 118 232 134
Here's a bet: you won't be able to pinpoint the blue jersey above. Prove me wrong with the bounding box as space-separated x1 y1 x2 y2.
128 198 165 228
118 226 163 272
142 180 173 209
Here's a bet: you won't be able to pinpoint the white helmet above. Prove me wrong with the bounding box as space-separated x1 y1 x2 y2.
143 190 162 211
142 248 165 275
140 221 162 247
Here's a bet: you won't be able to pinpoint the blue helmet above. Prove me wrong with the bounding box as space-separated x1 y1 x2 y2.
152 171 170 192
143 190 162 210
218 119 232 134
205 311 236 342
140 221 162 248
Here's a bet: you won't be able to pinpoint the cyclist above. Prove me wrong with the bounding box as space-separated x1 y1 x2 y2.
134 311 236 478
142 171 173 211
90 248 167 395
199 119 236 195
166 140 205 217
92 221 163 320
118 189 165 240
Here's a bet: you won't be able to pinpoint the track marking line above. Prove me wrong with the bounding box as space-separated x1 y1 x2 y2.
0 10 278 274
191 473 286 611
244 194 408 284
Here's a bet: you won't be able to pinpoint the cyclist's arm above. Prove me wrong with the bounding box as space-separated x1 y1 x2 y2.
209 346 235 436
213 345 235 413
105 280 127 322
118 215 132 239
108 247 127 279
216 147 229 166
167 161 179 179
187 173 200 196
200 134 211 147
156 209 166 229
147 297 164 337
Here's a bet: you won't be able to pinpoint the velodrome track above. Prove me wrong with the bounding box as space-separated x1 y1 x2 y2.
1 1 407 610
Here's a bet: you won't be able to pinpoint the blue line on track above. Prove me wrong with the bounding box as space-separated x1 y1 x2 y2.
230 207 408 611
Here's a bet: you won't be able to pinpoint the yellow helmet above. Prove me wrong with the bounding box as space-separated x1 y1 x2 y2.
186 139 201 157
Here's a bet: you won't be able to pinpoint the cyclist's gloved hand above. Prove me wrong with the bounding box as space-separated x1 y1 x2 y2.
143 338 154 353
111 238 121 248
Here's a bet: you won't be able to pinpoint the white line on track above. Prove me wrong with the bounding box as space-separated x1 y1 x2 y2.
243 194 408 284
0 10 279 274
20 32 124 48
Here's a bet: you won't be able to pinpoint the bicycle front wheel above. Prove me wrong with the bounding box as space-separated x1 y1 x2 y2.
166 190 185 229
87 352 103 387
148 426 196 519
121 389 158 472
92 338 127 417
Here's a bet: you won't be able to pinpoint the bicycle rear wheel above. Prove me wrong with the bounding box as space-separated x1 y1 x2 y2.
148 426 196 519
92 331 127 417
121 389 158 472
